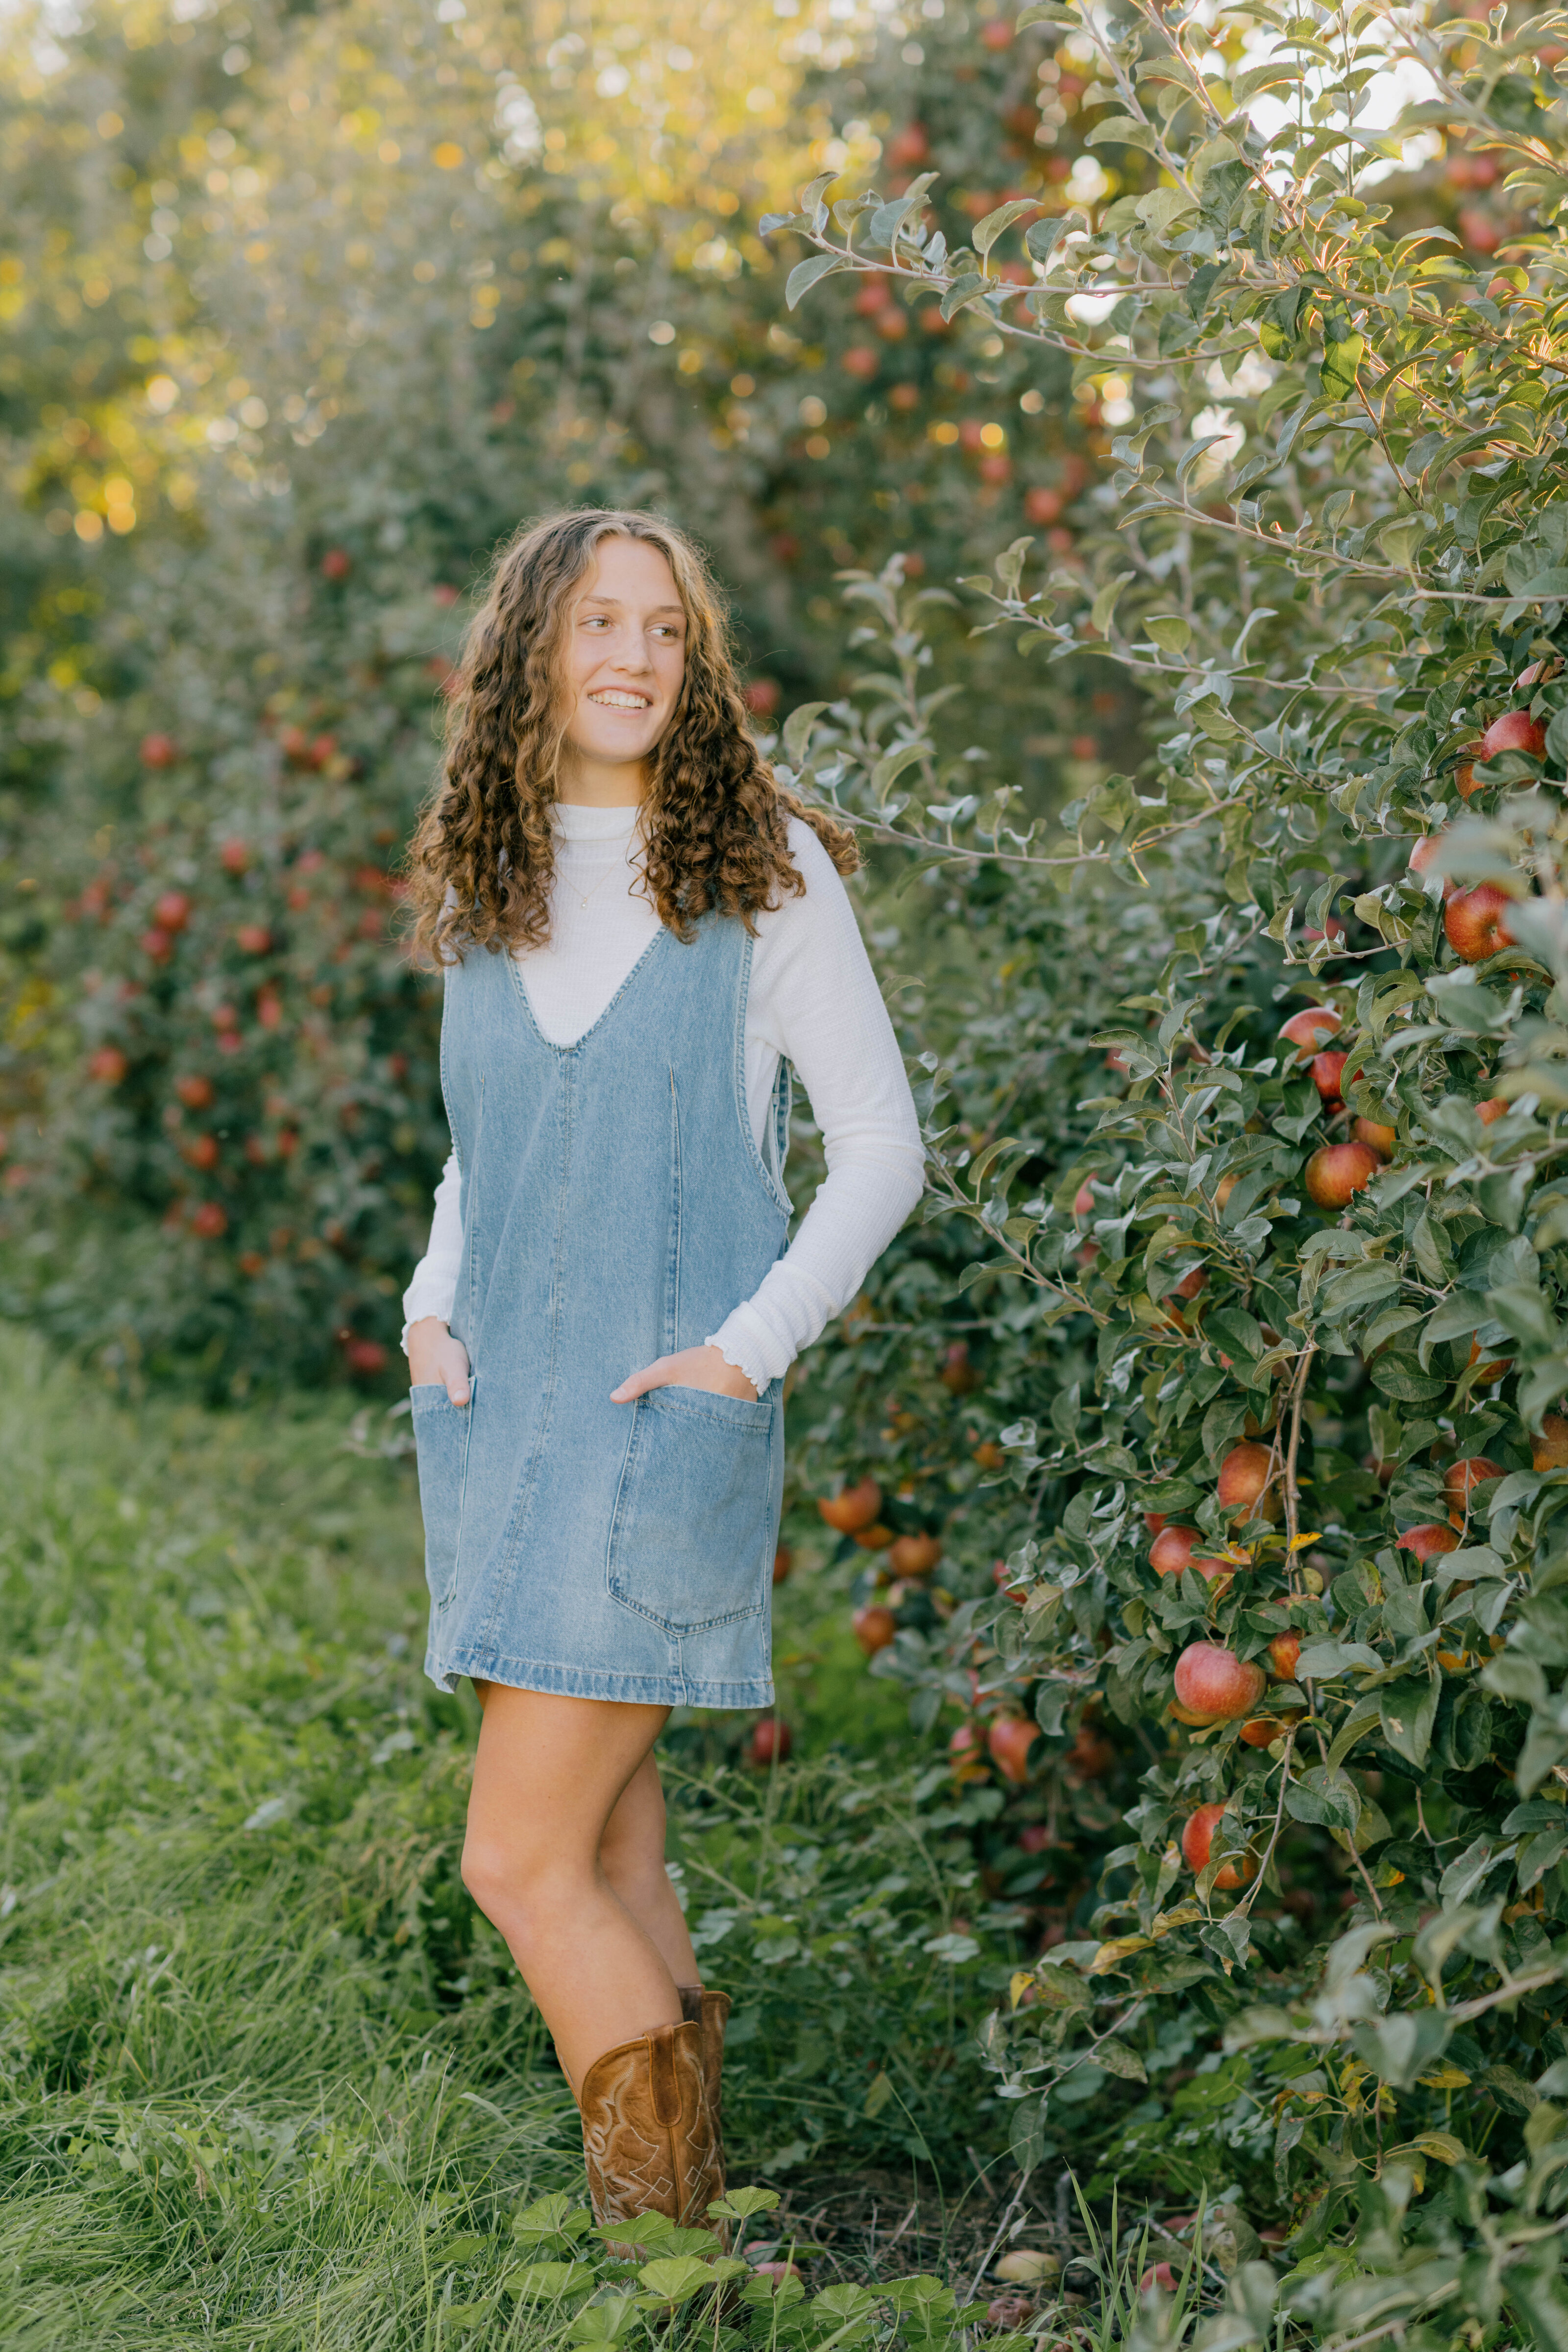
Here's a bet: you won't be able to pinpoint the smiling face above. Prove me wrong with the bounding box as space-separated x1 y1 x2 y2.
556 535 688 803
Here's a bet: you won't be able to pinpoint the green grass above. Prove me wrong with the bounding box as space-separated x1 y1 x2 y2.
0 1333 1023 2346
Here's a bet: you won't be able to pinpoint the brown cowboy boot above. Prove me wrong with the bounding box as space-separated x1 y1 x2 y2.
679 1984 732 2191
579 2019 720 2252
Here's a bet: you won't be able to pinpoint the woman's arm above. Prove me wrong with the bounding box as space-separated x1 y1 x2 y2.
402 1152 471 1400
706 821 926 1392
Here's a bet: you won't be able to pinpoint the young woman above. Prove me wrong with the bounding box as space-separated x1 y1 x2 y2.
401 509 922 2236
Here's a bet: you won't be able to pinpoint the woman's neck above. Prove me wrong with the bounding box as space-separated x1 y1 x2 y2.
554 747 647 808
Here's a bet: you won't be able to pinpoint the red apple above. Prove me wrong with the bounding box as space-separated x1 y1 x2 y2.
853 1604 897 1655
1149 1526 1239 1585
1310 1049 1348 1104
1532 1415 1568 1471
987 1715 1037 1784
175 1074 215 1109
1267 1630 1301 1680
1444 1456 1504 1517
153 890 191 932
1445 884 1514 963
190 1201 227 1238
1073 1181 1096 1219
1217 1441 1276 1520
320 547 353 580
886 122 930 167
88 1045 127 1083
1067 1724 1114 1777
1239 1716 1286 1747
219 839 251 875
235 924 272 955
1140 2265 1179 2294
140 732 180 768
140 927 174 962
1476 1097 1508 1125
1143 1511 1168 1537
1173 1642 1266 1723
1304 1140 1380 1208
773 1545 793 1585
1469 1336 1512 1382
941 1340 980 1392
1398 1523 1460 1562
1353 1118 1396 1160
819 1478 882 1533
344 1337 388 1374
749 1716 791 1767
1278 1006 1342 1060
980 16 1013 45
182 1134 219 1170
854 1523 895 1551
1479 708 1546 761
1180 1801 1257 1888
888 1532 943 1577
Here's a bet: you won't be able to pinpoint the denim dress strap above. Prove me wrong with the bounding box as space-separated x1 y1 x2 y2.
414 914 789 1709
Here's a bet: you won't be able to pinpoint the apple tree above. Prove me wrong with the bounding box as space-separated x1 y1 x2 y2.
777 0 1568 2317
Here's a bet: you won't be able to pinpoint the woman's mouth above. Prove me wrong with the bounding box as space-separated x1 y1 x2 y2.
587 689 652 711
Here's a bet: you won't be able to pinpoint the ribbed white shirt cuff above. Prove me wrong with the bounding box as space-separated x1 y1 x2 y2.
401 1275 458 1357
706 1307 780 1399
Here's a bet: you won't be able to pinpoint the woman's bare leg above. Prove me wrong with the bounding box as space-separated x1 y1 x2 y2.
461 1685 683 2091
598 1750 702 1990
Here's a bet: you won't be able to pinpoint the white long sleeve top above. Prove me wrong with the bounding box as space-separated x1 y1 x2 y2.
401 802 926 1393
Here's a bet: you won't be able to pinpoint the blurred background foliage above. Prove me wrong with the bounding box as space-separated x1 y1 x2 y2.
0 0 1144 1392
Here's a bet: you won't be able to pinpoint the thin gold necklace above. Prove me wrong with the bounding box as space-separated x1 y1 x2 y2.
562 812 644 913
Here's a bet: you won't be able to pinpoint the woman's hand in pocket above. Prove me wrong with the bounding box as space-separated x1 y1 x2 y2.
612 1344 758 1405
408 1317 472 1405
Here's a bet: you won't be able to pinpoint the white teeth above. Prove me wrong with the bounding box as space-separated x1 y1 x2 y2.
589 691 650 710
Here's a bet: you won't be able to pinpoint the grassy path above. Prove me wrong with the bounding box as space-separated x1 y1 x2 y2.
0 1337 1017 2345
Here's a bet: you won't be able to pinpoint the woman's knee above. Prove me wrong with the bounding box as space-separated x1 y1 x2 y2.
461 1833 580 1930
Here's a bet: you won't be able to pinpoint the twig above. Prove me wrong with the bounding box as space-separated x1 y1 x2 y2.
965 2166 1031 2303
1314 1721 1384 1917
1234 1725 1298 1921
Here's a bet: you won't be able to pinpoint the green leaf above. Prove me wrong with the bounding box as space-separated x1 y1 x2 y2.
637 2254 736 2303
940 271 989 322
1095 2036 1148 2082
1025 215 1070 266
869 740 929 799
1090 573 1135 636
1380 1678 1439 1770
781 701 828 764
974 198 1040 258
1085 117 1161 153
1285 1767 1360 1831
785 252 850 310
1296 1639 1383 1679
504 2261 592 2299
1320 331 1364 403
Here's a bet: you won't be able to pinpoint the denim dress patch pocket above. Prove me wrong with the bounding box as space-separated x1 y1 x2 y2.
411 1382 473 1610
607 1385 775 1635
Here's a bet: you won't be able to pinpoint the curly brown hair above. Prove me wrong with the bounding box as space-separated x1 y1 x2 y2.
404 509 858 967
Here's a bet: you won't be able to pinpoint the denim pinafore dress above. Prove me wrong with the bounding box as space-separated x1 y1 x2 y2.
412 914 790 1710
